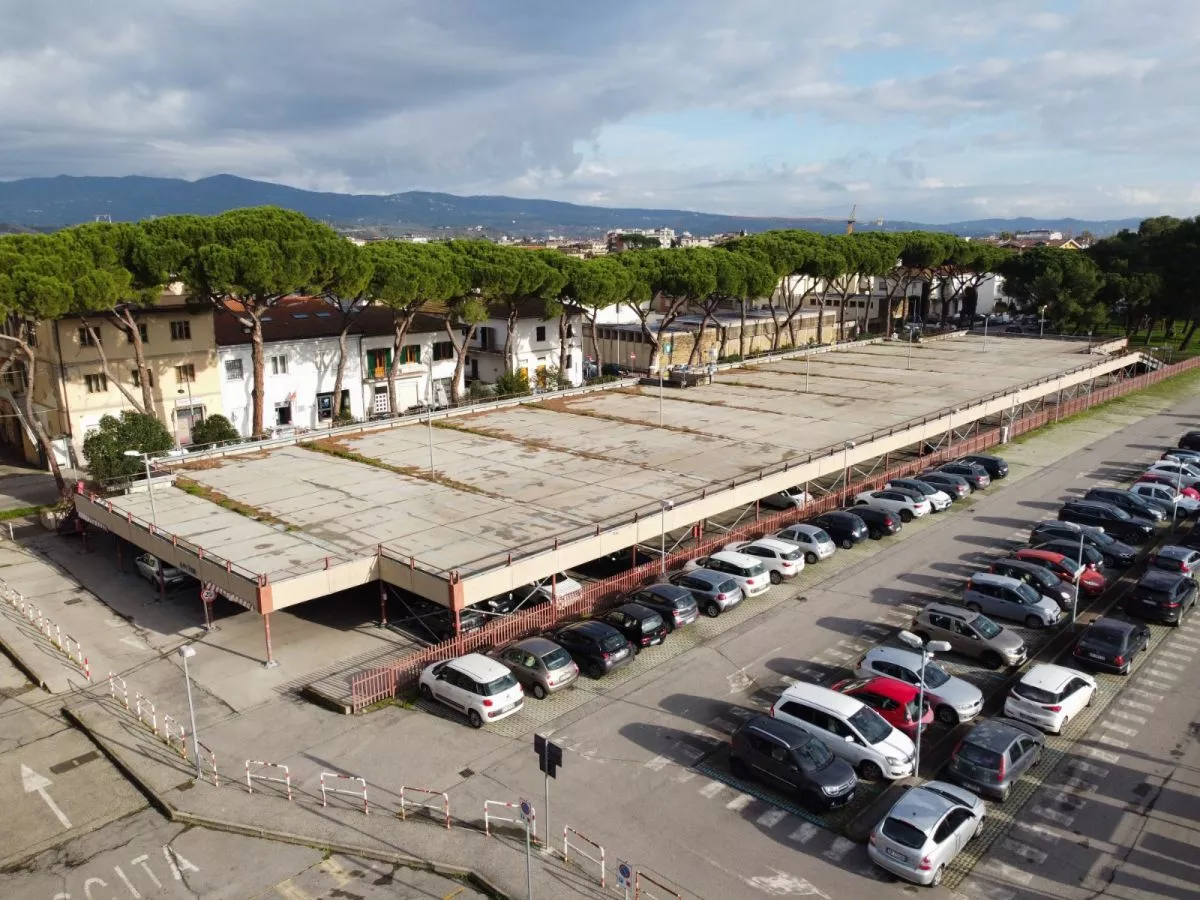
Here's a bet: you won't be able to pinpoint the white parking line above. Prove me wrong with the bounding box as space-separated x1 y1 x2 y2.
1128 688 1165 701
1032 805 1075 827
1072 761 1110 778
982 860 1033 886
673 771 696 784
1145 669 1180 681
1084 747 1121 764
1140 678 1176 690
824 650 853 661
699 781 726 799
1150 660 1187 671
1016 819 1061 844
1097 734 1130 750
1119 699 1156 713
1002 838 1048 864
644 755 671 771
824 837 855 862
861 623 891 636
709 717 738 733
1170 633 1200 645
755 808 787 828
1109 710 1147 725
725 792 754 811
1159 650 1194 661
789 822 819 844
1060 776 1099 793
1101 720 1140 736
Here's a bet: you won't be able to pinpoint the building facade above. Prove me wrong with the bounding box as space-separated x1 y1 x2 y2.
470 304 585 388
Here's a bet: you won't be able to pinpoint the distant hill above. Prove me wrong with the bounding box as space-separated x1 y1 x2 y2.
0 174 1144 238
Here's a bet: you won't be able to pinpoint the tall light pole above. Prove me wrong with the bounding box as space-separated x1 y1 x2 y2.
1039 305 1048 338
842 440 856 498
178 644 202 780
897 630 950 777
659 499 674 574
426 350 436 475
123 450 158 526
1072 530 1085 625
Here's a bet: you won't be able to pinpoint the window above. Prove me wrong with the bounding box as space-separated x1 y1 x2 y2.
128 323 148 343
372 384 389 414
316 390 351 420
477 327 497 350
224 358 244 380
274 402 292 426
535 326 547 342
432 341 454 361
565 352 573 371
270 355 288 375
175 364 196 383
84 373 108 393
170 320 191 341
131 369 154 388
78 326 99 347
399 345 421 364
365 348 391 375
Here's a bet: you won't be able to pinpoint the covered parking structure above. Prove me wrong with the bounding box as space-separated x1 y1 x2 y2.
74 334 1156 667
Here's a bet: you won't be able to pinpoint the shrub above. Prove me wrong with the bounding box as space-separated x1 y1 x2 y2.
82 411 175 483
494 371 531 397
190 414 241 446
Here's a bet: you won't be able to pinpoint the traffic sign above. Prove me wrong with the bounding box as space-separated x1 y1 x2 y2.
519 799 532 821
200 584 217 603
533 733 563 778
617 862 632 887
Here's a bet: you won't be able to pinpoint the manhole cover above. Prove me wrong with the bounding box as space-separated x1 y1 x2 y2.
459 768 475 779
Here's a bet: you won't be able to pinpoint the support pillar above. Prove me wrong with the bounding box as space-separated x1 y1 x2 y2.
448 576 465 640
378 581 388 627
755 500 760 522
262 613 278 668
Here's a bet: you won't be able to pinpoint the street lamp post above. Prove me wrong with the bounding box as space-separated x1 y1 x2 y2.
842 440 856 498
123 450 158 526
659 499 674 574
897 630 951 777
178 645 202 780
1039 305 1048 338
426 350 436 475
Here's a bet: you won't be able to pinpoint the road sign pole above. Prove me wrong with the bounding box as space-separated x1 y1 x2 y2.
544 767 550 853
521 799 534 900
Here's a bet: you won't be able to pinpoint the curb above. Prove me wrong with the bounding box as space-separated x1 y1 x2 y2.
61 705 510 899
0 632 52 691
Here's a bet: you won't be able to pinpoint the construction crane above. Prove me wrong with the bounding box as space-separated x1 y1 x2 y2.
846 204 857 235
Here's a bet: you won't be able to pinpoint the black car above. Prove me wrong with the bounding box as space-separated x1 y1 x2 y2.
571 548 658 580
1059 500 1155 543
843 506 901 539
729 714 858 811
1033 539 1106 573
622 584 699 631
1084 487 1167 522
988 558 1074 610
1124 570 1197 625
601 603 669 653
548 621 634 678
391 593 485 641
936 462 991 490
919 471 972 500
947 718 1043 801
1178 431 1200 451
1028 521 1137 568
888 477 953 508
1072 617 1150 674
809 511 869 549
959 454 1009 479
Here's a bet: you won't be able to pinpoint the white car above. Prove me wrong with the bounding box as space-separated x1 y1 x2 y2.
773 524 836 564
759 486 814 511
723 538 804 584
418 653 525 729
1129 482 1200 518
1003 664 1096 734
1146 460 1200 482
868 781 986 886
856 646 984 726
886 479 953 512
526 572 583 603
684 550 771 597
135 553 189 589
854 489 931 522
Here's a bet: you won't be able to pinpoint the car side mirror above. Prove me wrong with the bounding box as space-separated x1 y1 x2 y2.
844 734 856 744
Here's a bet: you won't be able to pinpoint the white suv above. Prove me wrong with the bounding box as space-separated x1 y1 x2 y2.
723 538 804 584
684 550 771 596
854 489 931 522
418 653 525 728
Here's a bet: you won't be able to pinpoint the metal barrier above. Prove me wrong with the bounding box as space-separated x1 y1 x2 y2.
162 715 188 758
135 693 158 736
484 799 536 841
320 771 369 814
635 870 683 900
244 760 293 801
197 741 219 786
399 786 450 829
108 672 130 709
563 825 606 887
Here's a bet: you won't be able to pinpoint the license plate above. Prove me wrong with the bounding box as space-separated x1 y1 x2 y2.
613 649 629 660
885 848 907 862
501 701 520 713
1088 652 1105 661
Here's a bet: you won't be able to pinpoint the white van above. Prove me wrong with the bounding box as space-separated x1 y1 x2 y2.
770 682 915 781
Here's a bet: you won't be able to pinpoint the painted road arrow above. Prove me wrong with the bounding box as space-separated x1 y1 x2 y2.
21 763 71 829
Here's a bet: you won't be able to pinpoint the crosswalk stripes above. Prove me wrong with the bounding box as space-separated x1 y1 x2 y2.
788 822 819 844
755 808 787 828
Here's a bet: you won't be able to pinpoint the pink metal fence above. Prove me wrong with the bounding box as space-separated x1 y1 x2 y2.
349 356 1194 710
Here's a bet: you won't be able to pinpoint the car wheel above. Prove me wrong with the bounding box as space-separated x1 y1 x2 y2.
899 509 913 523
1025 615 1044 629
586 661 604 679
935 705 959 726
931 865 945 887
869 528 882 540
730 756 749 780
467 709 483 729
1055 716 1068 735
805 551 818 565
966 602 982 614
419 683 433 702
770 570 782 585
841 538 854 550
858 760 884 781
705 602 721 618
532 683 548 700
981 650 1004 671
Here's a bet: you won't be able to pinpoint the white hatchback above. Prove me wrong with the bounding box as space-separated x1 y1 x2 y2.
723 538 804 584
419 653 525 729
684 550 771 597
855 489 931 522
1003 664 1096 734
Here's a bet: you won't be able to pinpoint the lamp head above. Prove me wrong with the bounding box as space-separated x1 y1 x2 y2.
178 645 196 660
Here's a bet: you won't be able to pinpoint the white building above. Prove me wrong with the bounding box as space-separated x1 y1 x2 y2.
470 302 585 388
358 313 459 416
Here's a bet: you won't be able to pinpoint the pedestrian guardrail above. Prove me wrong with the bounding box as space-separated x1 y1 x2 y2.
135 693 158 736
563 825 605 888
635 870 683 900
162 715 188 758
244 760 293 801
197 741 219 786
320 771 369 814
484 799 536 841
399 786 450 829
108 672 129 709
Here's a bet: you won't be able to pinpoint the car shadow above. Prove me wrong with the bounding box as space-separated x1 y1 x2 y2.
618 720 729 768
896 572 955 591
658 693 760 729
973 516 1032 530
1017 500 1064 511
815 615 870 637
929 560 980 577
954 534 1024 549
763 657 850 685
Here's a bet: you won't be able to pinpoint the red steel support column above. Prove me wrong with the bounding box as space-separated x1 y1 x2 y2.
448 576 465 637
262 613 278 668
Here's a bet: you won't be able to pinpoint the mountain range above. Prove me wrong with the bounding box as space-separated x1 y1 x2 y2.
0 174 1144 238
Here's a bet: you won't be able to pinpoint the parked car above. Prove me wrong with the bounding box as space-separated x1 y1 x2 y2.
885 478 952 511
1148 544 1200 577
854 489 931 522
684 550 771 597
729 714 859 810
666 569 744 618
1145 460 1200 490
1124 569 1197 625
831 676 933 739
855 646 984 725
547 621 635 678
918 471 971 500
601 603 669 653
1137 470 1200 499
771 682 915 781
946 718 1044 801
723 538 804 584
910 603 1026 669
1028 521 1137 568
1013 548 1105 598
1072 617 1150 674
622 584 699 631
485 573 583 614
1003 664 1096 734
988 558 1074 610
1163 447 1200 464
1032 539 1107 573
134 553 190 589
1059 499 1155 543
395 594 485 641
1129 481 1200 518
571 548 658 580
809 511 869 549
936 462 991 490
843 505 901 539
418 653 525 728
867 781 986 886
1085 487 1167 522
489 637 579 699
958 454 1009 480
963 572 1064 628
773 523 836 564
1178 430 1200 451
759 486 814 511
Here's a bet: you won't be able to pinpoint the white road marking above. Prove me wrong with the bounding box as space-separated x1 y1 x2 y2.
699 781 725 799
1002 838 1048 864
1097 734 1130 749
1060 775 1099 793
725 792 754 811
1084 747 1121 764
837 639 867 652
964 880 1018 900
1169 633 1200 645
861 623 891 636
1159 650 1194 660
789 822 819 844
824 650 853 661
644 755 671 771
1145 669 1180 680
1150 660 1187 671
1109 710 1147 725
779 675 799 686
1101 720 1140 736
755 808 787 828
1046 790 1087 809
982 860 1033 886
1128 688 1164 701
1016 819 1061 844
1032 805 1075 827
673 771 696 783
20 765 70 830
709 717 738 733
824 837 855 862
727 670 754 694
1119 699 1156 713
1140 678 1175 691
1072 761 1110 777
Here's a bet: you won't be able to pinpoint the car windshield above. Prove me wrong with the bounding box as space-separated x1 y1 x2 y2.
718 579 739 594
481 672 519 696
881 817 928 850
973 615 1002 639
641 613 664 631
922 663 950 689
780 548 802 562
796 737 835 773
1016 583 1042 605
957 743 1002 769
541 647 573 670
811 529 830 544
740 561 767 577
848 706 894 744
1090 531 1116 546
1107 505 1132 520
1012 682 1059 704
600 633 628 652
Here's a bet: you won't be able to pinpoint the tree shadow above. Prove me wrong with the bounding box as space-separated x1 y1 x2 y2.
953 534 1023 550
973 516 1033 530
1018 500 1064 511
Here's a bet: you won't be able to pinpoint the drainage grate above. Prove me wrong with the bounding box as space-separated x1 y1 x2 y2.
459 768 475 779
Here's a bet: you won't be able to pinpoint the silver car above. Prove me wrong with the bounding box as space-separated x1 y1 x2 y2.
666 569 744 618
856 645 984 725
773 523 836 564
135 553 189 589
868 780 986 886
963 572 1062 628
489 637 579 699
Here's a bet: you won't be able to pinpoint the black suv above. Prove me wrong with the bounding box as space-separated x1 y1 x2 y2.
809 511 869 549
1179 431 1200 451
622 584 699 631
988 558 1074 609
1028 521 1136 568
959 454 1009 479
1084 487 1166 522
936 462 991 490
1124 570 1197 625
1072 617 1150 674
729 714 858 811
1059 500 1154 543
601 603 669 653
547 621 634 678
843 505 901 539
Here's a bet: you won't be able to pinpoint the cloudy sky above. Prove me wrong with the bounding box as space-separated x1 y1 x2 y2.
1 0 1196 222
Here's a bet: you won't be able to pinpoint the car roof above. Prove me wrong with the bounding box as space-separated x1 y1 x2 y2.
1138 569 1187 590
780 523 824 536
816 511 860 524
778 681 867 716
962 718 1032 751
638 583 693 601
511 636 565 655
1019 663 1089 692
1155 544 1196 560
888 785 958 831
610 602 658 619
852 675 919 700
921 601 976 621
1016 548 1067 563
709 549 760 567
963 453 1003 464
448 653 512 681
681 568 728 585
1086 617 1135 637
740 537 797 553
863 645 924 670
737 714 813 748
971 572 1028 590
560 620 618 637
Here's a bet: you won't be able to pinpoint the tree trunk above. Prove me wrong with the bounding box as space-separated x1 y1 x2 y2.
503 306 518 373
836 288 851 342
445 319 477 404
332 322 350 419
587 312 602 370
765 298 782 350
1178 319 1198 352
114 308 156 416
557 313 569 382
0 334 66 495
387 307 419 415
79 319 148 415
250 314 266 437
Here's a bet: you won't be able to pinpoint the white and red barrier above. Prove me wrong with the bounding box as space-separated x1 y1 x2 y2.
135 693 158 736
197 741 219 786
563 825 606 888
245 760 292 801
108 672 129 709
399 786 449 829
484 799 536 841
635 871 683 900
320 771 369 814
162 715 188 759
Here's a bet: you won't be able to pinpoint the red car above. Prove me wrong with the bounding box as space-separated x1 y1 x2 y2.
831 675 933 738
1137 472 1200 500
1014 548 1106 597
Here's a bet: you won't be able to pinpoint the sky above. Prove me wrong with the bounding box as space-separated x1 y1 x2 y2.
0 0 1197 223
